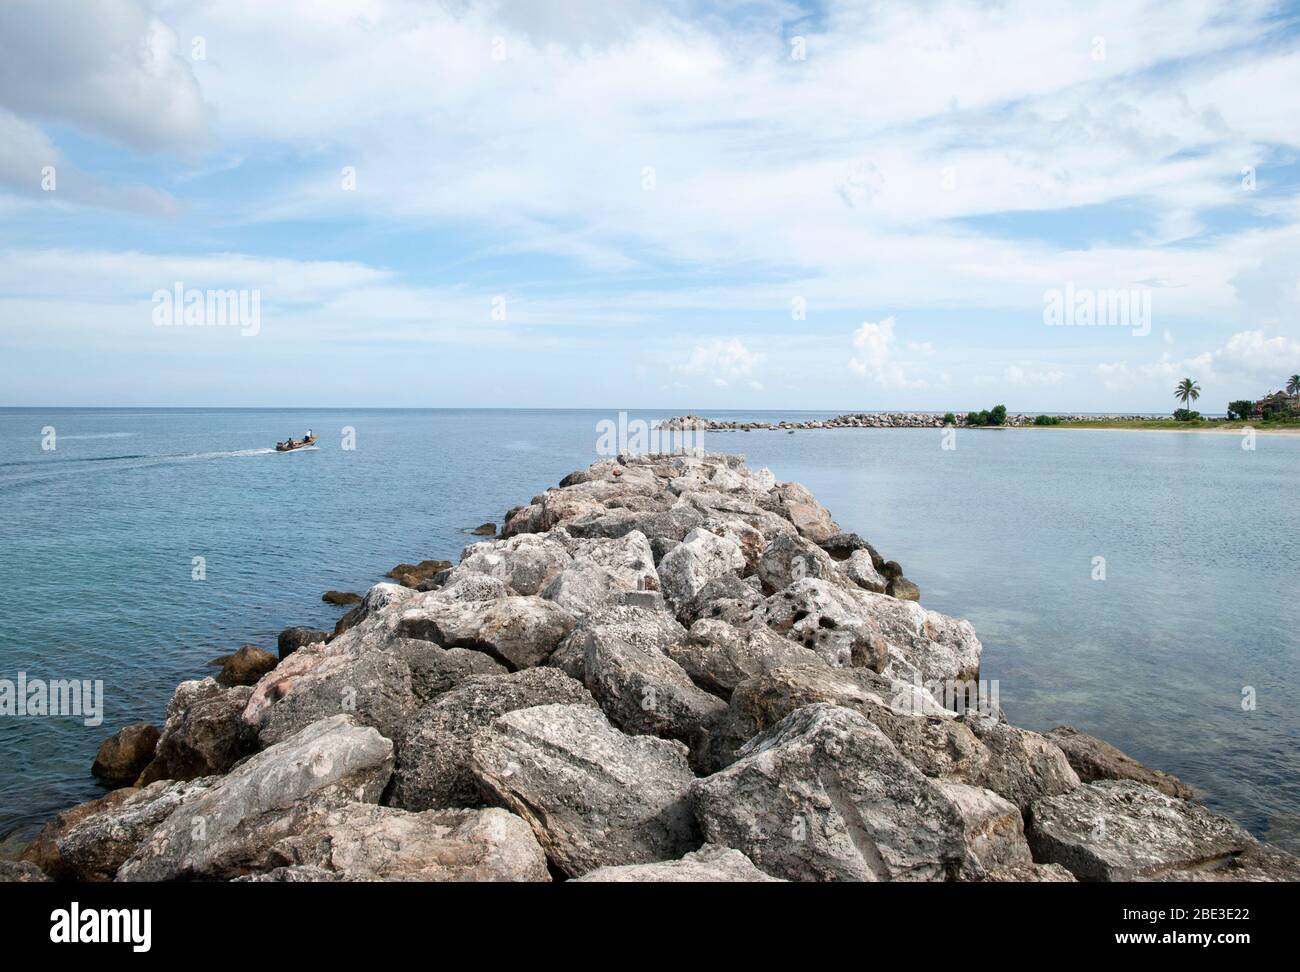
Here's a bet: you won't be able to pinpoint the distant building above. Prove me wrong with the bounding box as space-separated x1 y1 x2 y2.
1252 391 1300 419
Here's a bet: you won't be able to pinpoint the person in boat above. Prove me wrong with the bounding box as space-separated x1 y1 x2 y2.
306 428 313 440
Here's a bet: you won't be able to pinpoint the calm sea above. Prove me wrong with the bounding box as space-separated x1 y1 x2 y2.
1 408 1297 852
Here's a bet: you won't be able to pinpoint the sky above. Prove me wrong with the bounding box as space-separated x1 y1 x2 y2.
1 0 1299 411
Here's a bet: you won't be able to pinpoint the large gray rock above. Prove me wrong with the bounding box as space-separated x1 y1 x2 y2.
24 789 147 879
137 679 254 785
540 531 658 615
573 844 782 882
839 549 887 593
547 603 686 685
0 861 50 882
52 779 214 881
676 573 764 627
1045 726 1194 799
755 532 844 594
961 713 1080 811
1027 780 1257 881
564 506 706 549
932 778 1034 873
763 481 839 542
1157 841 1300 882
692 703 1031 881
383 638 508 701
667 619 826 698
390 669 597 810
540 567 627 617
264 803 550 881
118 715 394 881
759 579 981 681
984 862 1077 882
703 664 979 779
469 703 698 877
677 495 797 551
241 643 415 747
455 532 572 595
758 579 887 669
581 620 727 757
656 527 745 615
396 594 576 669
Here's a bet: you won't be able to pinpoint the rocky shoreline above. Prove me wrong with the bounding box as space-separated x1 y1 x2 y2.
4 451 1296 883
657 412 1150 430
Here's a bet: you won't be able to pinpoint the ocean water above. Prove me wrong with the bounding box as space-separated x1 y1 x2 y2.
1 408 1297 852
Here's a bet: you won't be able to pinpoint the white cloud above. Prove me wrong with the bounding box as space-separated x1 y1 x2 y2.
1217 329 1300 374
0 0 209 153
4 0 1300 409
1096 329 1300 398
107 0 1300 321
675 337 765 387
1004 365 1066 386
0 109 179 216
849 316 929 389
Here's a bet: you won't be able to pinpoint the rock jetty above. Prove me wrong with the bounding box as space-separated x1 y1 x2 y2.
14 452 1298 882
657 413 1147 431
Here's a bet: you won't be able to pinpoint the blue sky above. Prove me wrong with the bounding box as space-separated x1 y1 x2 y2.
2 0 1299 410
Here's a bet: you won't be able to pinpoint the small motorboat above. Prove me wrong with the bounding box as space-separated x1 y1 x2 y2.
275 434 317 452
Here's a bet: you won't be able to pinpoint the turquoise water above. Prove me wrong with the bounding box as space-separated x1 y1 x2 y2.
1 409 1297 851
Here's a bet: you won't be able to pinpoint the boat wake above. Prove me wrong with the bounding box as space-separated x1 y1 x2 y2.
0 446 284 488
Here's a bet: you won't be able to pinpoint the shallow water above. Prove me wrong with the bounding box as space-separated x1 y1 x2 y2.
1 408 1297 851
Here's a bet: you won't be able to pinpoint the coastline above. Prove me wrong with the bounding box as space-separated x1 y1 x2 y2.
658 412 1300 435
1017 424 1300 436
6 450 1298 883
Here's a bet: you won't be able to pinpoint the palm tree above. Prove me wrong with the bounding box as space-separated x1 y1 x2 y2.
1174 378 1201 412
1287 374 1300 399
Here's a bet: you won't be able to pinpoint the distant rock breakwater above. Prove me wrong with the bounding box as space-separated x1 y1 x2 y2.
657 412 1147 431
5 451 1296 884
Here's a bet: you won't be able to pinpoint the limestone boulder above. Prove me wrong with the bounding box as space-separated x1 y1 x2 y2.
755 532 845 594
118 715 394 881
53 779 214 881
961 713 1080 811
396 594 576 669
763 481 839 542
382 638 508 701
1027 780 1257 881
692 703 1030 881
657 527 745 616
581 621 727 757
573 844 781 882
137 678 254 785
455 532 572 595
1045 726 1194 799
241 643 415 748
667 619 826 698
469 703 698 877
265 803 549 881
389 669 597 810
